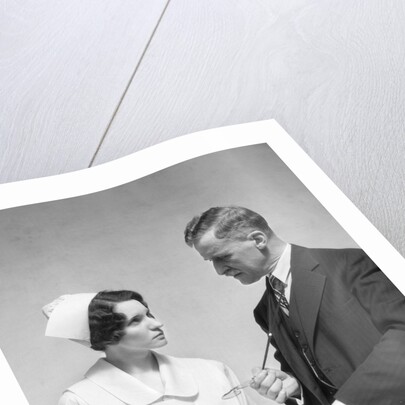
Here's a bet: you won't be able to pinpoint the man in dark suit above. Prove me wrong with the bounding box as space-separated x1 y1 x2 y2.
184 206 405 405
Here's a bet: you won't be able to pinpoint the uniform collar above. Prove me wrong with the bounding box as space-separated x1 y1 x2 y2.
85 352 198 405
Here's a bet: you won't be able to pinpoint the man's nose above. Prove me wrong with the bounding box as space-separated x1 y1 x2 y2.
213 260 226 275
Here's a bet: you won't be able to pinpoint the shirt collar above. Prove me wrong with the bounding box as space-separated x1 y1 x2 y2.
269 243 291 285
84 352 198 405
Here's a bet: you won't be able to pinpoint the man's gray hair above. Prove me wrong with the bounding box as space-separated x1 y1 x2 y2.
184 206 272 247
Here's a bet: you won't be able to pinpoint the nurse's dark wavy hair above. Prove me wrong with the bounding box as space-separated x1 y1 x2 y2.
88 290 148 351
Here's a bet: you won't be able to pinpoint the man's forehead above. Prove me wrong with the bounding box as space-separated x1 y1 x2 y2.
194 229 229 258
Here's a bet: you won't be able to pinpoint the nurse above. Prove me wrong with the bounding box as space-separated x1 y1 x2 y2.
43 290 249 405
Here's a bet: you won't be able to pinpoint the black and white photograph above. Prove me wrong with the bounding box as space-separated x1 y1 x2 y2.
3 1 405 405
1 127 404 405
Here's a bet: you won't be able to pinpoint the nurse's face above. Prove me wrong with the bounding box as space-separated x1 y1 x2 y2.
113 300 167 352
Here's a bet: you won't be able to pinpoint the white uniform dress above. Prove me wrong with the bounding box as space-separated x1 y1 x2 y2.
58 352 249 405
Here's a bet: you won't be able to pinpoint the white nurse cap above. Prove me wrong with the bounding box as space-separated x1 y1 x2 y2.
43 293 97 344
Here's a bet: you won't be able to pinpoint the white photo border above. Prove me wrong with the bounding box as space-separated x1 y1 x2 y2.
1 119 404 404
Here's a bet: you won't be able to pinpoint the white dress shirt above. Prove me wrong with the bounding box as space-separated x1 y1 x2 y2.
268 243 292 302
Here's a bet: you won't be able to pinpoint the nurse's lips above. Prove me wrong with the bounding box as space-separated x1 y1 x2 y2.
154 331 165 339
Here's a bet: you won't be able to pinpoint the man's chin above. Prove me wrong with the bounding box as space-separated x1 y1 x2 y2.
234 275 254 285
234 273 261 285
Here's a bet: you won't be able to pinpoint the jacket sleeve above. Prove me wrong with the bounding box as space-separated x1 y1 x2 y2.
335 250 405 404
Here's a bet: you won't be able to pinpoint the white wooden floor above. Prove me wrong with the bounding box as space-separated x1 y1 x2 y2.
1 0 405 256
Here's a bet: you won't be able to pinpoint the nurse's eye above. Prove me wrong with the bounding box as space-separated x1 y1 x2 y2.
128 316 141 326
146 311 155 319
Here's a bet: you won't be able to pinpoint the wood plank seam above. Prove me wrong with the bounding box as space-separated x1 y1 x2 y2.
88 0 173 168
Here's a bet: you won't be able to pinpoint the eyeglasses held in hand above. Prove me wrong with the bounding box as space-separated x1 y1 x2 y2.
222 332 272 400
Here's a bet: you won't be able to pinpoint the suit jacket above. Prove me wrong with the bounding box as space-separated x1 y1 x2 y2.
59 353 248 405
254 245 405 405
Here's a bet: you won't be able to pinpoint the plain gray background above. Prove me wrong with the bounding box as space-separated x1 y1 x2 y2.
0 144 357 405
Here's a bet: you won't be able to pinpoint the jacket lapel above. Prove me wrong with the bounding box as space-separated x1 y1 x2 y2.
264 281 328 403
290 245 326 351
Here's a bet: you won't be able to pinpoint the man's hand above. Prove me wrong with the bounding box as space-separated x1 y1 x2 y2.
250 367 301 403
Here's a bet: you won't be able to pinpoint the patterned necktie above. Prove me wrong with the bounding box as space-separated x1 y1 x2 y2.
269 275 290 316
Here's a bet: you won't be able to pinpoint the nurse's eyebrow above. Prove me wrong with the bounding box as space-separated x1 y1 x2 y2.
127 307 151 323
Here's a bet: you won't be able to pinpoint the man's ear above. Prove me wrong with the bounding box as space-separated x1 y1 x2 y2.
247 231 268 249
